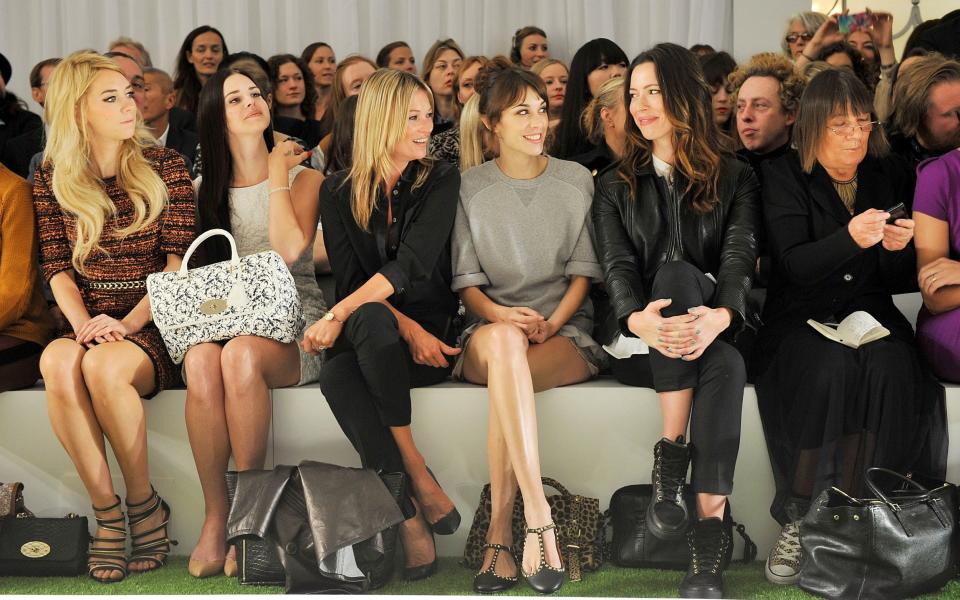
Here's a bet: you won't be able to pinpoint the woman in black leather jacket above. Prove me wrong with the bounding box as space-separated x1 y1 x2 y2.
592 43 759 600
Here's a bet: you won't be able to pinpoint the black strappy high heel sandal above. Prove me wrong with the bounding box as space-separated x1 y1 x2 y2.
473 543 519 594
87 496 128 583
522 522 564 595
125 487 178 574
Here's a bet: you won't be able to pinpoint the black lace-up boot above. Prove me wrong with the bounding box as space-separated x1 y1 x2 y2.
679 517 731 599
647 435 691 539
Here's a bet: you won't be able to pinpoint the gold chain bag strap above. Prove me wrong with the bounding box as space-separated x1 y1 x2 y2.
462 477 603 581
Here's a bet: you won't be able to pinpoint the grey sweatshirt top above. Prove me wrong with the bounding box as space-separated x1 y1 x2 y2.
452 157 602 346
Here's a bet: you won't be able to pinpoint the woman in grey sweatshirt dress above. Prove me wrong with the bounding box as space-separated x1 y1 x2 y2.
451 59 605 595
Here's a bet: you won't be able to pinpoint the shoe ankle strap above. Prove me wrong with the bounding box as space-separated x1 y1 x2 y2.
525 522 556 535
92 495 122 514
125 486 158 511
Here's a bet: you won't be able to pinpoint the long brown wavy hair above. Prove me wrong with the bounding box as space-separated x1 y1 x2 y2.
617 43 732 214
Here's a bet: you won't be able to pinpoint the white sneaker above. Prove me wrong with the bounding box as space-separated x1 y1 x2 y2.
765 521 801 585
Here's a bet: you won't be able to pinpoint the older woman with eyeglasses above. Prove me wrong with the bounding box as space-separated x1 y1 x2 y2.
752 68 947 587
781 11 827 60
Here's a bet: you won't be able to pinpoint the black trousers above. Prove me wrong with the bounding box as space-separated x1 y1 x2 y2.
318 302 451 473
610 261 745 495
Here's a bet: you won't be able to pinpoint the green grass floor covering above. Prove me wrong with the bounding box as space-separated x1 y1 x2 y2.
3 557 960 597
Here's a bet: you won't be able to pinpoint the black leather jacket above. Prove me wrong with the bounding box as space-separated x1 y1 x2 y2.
591 156 760 342
226 461 405 593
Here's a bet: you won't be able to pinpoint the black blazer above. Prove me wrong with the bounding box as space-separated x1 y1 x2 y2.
166 125 198 174
0 125 43 178
592 155 760 342
168 106 196 132
754 150 918 372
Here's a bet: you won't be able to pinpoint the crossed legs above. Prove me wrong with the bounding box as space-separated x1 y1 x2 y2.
462 323 592 577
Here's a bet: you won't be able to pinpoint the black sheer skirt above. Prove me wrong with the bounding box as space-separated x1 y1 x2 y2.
755 327 947 525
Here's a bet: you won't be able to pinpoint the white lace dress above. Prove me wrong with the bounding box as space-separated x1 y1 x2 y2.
196 165 326 384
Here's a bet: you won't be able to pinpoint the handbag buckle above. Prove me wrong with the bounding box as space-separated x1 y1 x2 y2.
200 298 229 315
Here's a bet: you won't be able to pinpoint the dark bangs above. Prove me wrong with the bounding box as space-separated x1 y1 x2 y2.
477 59 548 127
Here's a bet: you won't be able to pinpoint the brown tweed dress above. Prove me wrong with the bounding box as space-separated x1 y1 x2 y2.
33 146 196 395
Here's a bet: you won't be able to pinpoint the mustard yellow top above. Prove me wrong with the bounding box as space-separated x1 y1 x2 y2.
0 163 53 347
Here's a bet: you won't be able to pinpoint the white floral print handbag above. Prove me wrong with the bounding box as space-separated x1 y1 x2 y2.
147 228 305 364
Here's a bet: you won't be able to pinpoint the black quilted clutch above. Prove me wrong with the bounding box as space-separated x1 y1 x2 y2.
225 471 285 585
0 515 89 576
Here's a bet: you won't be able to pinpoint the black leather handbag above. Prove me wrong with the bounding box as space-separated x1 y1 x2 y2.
0 514 89 576
607 484 756 570
799 468 958 600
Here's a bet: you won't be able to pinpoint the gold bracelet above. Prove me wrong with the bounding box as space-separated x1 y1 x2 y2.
269 186 291 195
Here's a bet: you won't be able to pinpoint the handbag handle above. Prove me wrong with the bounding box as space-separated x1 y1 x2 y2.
541 477 572 498
865 467 930 508
178 228 240 276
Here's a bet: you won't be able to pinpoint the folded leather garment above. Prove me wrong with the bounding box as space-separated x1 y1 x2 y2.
226 461 405 593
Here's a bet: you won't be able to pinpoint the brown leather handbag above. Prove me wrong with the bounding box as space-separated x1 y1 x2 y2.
462 477 604 582
0 482 32 518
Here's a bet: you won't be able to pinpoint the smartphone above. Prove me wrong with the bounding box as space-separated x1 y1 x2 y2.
886 202 907 224
839 12 873 33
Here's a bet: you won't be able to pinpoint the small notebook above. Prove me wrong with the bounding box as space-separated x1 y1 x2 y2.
807 311 890 349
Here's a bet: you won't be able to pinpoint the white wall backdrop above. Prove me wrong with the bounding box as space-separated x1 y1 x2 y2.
1 0 735 113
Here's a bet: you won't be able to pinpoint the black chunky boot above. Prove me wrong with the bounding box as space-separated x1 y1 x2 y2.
647 435 691 539
679 517 731 599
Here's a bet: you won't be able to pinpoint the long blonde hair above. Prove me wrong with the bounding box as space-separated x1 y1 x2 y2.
459 94 485 171
44 50 167 274
581 76 624 145
348 69 433 231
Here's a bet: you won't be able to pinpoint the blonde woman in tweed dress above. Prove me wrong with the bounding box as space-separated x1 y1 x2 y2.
35 51 193 583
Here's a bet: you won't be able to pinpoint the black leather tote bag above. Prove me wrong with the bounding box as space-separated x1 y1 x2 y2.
799 467 958 599
607 484 756 570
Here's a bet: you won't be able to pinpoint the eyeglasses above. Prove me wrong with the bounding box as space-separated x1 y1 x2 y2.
785 32 814 43
828 120 880 137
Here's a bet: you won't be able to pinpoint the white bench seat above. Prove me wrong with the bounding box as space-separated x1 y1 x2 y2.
2 293 954 559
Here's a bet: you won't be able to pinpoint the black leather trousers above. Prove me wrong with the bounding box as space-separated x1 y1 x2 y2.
319 302 451 473
610 261 745 495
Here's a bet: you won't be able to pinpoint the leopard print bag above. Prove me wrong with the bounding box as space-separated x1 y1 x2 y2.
462 477 604 582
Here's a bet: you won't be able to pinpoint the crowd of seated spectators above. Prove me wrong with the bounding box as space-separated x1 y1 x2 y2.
1 8 959 598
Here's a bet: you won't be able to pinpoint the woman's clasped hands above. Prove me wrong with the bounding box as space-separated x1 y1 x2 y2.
74 314 139 348
627 298 732 361
495 305 558 344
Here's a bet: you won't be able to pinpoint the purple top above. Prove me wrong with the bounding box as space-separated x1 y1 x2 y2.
914 149 960 258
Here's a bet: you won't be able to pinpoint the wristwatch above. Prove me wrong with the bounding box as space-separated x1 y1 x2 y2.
323 310 342 323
